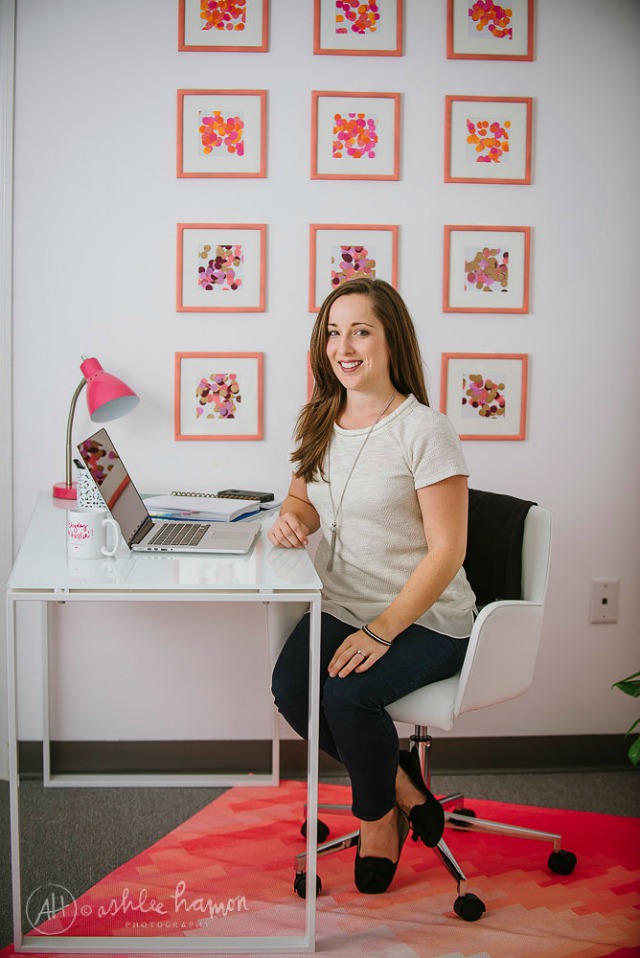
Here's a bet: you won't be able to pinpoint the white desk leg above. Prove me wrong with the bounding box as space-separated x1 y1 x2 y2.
42 602 52 786
303 595 321 952
7 594 25 948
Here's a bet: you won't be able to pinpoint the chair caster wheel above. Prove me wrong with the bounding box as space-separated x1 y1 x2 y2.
548 849 577 875
294 871 322 899
301 818 330 843
453 892 486 922
452 807 477 826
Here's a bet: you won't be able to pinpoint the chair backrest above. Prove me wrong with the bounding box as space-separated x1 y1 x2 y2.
453 502 552 718
387 498 552 730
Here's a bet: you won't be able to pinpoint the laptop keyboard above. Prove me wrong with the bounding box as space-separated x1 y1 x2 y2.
148 522 210 547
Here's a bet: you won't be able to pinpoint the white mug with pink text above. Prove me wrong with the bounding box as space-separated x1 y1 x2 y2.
67 507 120 559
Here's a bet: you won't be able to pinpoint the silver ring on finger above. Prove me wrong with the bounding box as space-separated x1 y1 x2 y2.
356 649 366 658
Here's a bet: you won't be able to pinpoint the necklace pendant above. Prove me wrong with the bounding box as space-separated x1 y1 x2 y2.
327 523 337 572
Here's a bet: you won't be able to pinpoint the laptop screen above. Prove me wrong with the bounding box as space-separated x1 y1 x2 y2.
78 428 150 546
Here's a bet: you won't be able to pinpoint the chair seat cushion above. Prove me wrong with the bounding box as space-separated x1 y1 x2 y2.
387 674 461 731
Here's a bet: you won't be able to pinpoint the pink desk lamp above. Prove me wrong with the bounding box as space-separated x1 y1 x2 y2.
52 356 139 500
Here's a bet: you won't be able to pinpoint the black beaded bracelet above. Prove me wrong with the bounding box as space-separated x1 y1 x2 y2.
362 624 393 647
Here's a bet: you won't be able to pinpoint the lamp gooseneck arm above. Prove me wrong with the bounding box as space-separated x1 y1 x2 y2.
64 378 87 489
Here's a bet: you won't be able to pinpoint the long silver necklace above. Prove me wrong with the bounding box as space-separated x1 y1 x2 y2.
326 389 396 572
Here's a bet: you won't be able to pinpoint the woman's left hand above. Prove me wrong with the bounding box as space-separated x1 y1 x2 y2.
328 629 391 678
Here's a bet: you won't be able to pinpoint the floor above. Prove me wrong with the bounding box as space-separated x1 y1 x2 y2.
1 769 638 949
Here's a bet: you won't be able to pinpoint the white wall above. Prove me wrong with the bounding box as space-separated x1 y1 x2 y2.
6 0 640 754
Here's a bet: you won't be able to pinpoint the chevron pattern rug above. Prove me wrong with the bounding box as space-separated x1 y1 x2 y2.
2 780 639 957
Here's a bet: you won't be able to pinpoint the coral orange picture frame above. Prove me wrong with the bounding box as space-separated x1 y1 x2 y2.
175 352 264 441
178 0 268 52
441 353 528 440
314 0 403 56
445 95 533 185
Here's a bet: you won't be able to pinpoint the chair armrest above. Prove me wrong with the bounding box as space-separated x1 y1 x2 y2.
454 599 545 716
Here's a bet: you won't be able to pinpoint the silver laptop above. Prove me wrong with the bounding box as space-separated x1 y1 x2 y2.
77 428 260 555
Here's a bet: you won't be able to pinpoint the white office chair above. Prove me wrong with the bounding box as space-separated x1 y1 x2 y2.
273 492 577 919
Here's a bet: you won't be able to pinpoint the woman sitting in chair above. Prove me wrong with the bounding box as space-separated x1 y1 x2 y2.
269 278 476 894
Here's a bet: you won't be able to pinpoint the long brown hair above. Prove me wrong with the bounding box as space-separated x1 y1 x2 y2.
291 278 429 483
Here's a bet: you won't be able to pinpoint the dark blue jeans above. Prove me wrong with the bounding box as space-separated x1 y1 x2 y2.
271 613 469 821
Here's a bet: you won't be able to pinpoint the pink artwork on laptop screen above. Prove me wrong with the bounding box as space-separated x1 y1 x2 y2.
335 0 381 35
197 244 244 292
196 373 242 419
199 111 245 156
333 113 378 159
467 1 513 40
461 372 507 420
200 0 246 32
331 245 377 287
466 116 510 163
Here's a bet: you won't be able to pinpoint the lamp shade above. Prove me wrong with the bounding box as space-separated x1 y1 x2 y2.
52 356 139 499
81 357 140 422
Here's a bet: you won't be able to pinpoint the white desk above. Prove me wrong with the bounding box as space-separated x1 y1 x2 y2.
6 493 323 954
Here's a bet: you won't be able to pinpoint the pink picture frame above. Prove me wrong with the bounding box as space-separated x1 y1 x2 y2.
447 0 534 61
445 95 533 185
309 223 399 311
177 89 267 178
177 223 266 312
443 225 531 314
311 91 401 181
175 352 264 441
440 353 528 441
314 0 403 56
178 0 269 53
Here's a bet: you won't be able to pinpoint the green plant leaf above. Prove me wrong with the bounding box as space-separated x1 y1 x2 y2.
627 735 640 766
612 671 640 698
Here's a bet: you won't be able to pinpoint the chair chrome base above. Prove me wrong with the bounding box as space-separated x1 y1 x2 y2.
293 729 577 919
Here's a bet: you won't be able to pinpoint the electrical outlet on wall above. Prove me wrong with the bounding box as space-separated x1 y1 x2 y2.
589 578 620 624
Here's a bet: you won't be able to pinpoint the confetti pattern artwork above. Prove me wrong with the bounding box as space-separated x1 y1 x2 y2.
198 111 245 155
465 245 509 292
335 0 380 35
333 113 378 159
197 244 243 292
195 372 241 419
467 1 513 39
200 0 246 32
466 116 510 163
461 372 507 419
331 245 376 287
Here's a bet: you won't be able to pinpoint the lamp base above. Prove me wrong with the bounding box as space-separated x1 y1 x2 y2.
52 481 77 500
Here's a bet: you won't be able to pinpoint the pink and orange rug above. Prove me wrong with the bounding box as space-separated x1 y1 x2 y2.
2 781 639 957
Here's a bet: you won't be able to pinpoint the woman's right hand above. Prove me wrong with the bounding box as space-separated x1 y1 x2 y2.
267 512 310 549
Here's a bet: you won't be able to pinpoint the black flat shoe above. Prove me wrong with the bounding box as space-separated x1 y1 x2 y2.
398 747 445 848
354 807 410 894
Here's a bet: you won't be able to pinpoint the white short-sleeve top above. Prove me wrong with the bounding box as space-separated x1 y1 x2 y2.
306 394 476 638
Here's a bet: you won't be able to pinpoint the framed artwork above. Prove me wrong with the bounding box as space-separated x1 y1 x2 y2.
311 91 401 180
440 353 528 441
314 0 403 56
445 95 533 185
177 223 266 312
178 0 268 52
177 90 266 178
447 0 534 60
175 352 264 441
443 225 531 313
309 224 398 311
